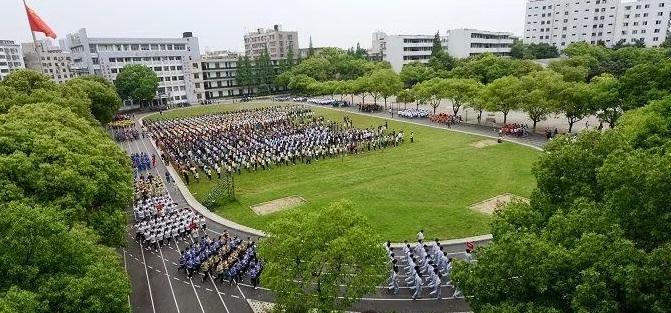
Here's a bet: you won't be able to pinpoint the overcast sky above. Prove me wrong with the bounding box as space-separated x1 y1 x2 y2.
2 0 527 52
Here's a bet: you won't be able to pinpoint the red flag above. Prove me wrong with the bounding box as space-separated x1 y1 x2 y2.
466 241 474 250
24 3 57 39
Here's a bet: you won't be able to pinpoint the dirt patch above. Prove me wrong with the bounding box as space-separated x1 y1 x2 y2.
250 196 307 216
470 193 530 215
470 139 499 148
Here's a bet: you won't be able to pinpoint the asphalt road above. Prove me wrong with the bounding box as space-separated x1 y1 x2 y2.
117 112 475 313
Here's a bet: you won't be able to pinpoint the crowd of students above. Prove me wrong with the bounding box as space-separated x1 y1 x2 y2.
386 230 473 300
132 176 207 252
144 106 406 184
500 123 529 137
177 231 264 288
131 152 156 175
429 113 462 126
397 109 430 119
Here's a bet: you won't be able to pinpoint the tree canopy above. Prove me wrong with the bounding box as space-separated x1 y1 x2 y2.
510 41 560 60
114 64 159 105
259 200 388 313
0 103 133 246
66 76 123 124
0 202 131 313
0 69 133 313
452 95 671 313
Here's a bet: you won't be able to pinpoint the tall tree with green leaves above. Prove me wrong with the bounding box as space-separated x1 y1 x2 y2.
259 200 388 313
590 74 622 128
308 36 315 58
412 78 447 114
431 31 443 57
236 56 255 95
286 44 295 70
114 64 158 107
0 103 133 246
557 81 595 132
254 48 275 96
396 89 416 110
370 69 403 109
454 97 671 312
442 78 482 116
519 70 563 132
479 75 524 124
66 76 122 124
0 202 131 313
0 70 95 123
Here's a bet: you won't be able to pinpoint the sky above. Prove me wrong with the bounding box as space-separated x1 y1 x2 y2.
1 0 527 52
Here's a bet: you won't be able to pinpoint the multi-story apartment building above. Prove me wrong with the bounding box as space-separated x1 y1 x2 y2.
372 34 447 72
524 0 671 49
372 29 513 72
0 40 24 81
446 29 515 58
190 51 250 102
244 25 299 60
615 0 671 45
61 28 200 105
22 40 75 84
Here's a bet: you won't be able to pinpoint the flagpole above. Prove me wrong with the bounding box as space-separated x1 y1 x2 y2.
24 0 44 74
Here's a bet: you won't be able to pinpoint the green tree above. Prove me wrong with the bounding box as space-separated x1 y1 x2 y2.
236 56 255 95
308 36 315 58
259 200 388 313
0 202 131 313
509 40 530 59
396 89 415 110
286 44 295 70
254 48 275 96
114 64 158 106
0 73 94 123
451 97 671 311
480 76 524 124
557 81 595 132
448 54 541 84
589 74 622 128
0 103 133 246
288 74 318 95
519 71 563 132
412 78 447 115
400 61 434 87
661 31 671 48
443 78 482 116
66 77 122 124
370 69 403 109
431 31 443 57
0 68 56 94
291 57 332 82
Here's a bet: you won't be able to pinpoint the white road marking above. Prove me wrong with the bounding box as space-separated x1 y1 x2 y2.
138 241 157 313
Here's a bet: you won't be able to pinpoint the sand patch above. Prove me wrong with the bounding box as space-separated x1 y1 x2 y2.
470 193 530 215
250 195 307 216
470 139 499 148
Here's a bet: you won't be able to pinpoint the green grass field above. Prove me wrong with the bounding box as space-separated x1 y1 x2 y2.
147 103 539 241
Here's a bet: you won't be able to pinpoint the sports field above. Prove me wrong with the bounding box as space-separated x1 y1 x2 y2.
147 102 539 241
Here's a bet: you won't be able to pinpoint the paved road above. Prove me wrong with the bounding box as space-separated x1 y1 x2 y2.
116 104 541 313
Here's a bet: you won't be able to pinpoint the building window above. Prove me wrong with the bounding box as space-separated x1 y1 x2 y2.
658 12 664 16
653 37 659 41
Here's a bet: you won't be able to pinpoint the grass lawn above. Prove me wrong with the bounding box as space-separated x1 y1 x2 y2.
146 102 540 241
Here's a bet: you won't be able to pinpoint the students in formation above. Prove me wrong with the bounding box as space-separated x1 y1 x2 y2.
145 106 406 183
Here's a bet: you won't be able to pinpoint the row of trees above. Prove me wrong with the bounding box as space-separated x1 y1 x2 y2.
0 69 133 313
452 93 671 313
509 41 560 60
285 41 671 132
